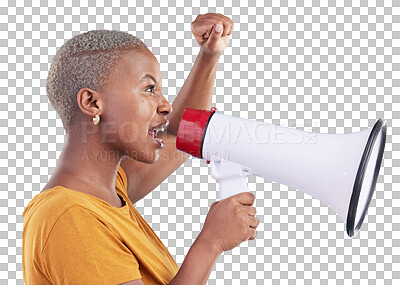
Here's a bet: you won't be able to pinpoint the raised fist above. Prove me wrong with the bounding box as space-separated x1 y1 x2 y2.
191 13 234 56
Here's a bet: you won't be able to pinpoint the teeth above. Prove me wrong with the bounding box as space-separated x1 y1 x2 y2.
150 122 168 138
155 138 164 149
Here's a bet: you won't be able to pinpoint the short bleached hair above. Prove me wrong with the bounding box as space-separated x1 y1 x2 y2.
46 30 147 131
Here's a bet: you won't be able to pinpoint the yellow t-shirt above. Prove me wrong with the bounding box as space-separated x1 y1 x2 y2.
22 166 179 285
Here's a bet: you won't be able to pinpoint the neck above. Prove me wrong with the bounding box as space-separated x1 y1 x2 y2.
51 126 125 195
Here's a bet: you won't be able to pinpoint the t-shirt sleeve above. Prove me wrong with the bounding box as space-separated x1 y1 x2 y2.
39 205 142 285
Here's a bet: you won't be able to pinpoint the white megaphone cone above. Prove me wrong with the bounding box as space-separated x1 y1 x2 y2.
176 108 386 237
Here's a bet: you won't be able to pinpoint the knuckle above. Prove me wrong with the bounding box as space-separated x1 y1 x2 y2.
241 225 249 236
248 229 255 240
228 197 236 206
233 205 241 215
253 217 259 227
210 201 218 208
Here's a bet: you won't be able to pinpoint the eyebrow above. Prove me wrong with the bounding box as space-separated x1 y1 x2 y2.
140 74 158 85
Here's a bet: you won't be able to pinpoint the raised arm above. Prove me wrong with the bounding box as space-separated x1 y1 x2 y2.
121 13 233 204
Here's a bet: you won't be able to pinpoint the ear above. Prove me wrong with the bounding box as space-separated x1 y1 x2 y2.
76 88 104 118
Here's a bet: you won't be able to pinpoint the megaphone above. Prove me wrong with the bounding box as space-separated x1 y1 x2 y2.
176 108 386 237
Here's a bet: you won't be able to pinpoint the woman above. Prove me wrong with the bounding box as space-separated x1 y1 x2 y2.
22 13 259 284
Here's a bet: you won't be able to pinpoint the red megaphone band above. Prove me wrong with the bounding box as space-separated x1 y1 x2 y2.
176 107 217 158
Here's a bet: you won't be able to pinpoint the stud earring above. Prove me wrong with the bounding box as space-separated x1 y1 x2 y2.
93 114 100 125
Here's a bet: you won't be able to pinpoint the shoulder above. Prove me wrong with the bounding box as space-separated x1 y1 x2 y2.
23 187 83 222
22 190 91 260
34 204 143 284
23 166 129 245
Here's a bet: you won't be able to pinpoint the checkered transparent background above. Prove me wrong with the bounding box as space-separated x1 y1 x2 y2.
1 0 399 284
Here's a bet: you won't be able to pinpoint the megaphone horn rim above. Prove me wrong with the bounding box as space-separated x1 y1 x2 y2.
346 118 387 238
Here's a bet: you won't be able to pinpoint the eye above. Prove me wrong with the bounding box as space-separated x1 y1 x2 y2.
145 84 155 93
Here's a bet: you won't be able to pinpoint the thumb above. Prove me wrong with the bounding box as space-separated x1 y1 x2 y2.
205 24 223 46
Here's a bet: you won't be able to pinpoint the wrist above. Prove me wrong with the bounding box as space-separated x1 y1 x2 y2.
169 233 221 285
195 232 222 257
198 47 223 62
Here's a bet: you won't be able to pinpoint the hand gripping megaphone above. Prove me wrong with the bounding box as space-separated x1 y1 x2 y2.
176 107 386 237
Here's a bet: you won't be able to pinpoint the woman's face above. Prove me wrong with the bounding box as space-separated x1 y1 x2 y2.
98 47 172 164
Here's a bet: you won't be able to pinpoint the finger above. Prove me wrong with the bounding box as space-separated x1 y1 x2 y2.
201 13 230 25
206 23 223 46
228 21 234 36
234 192 255 206
248 228 257 240
224 23 232 37
191 21 213 40
207 21 228 38
195 14 203 20
222 21 230 37
218 14 233 36
248 216 259 228
245 206 257 217
193 14 233 39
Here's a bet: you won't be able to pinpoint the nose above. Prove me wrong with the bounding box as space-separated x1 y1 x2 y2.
158 95 172 116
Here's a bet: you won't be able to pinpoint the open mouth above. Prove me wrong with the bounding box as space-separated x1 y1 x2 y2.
148 120 169 149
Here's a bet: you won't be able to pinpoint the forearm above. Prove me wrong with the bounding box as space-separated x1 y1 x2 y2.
121 48 221 203
167 48 221 135
169 237 221 285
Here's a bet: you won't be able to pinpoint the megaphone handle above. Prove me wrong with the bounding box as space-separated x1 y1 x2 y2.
210 158 251 200
217 176 249 200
